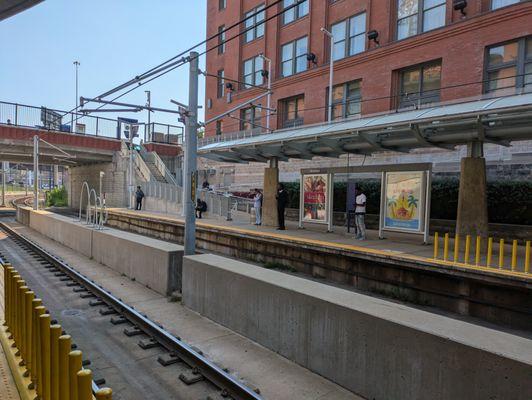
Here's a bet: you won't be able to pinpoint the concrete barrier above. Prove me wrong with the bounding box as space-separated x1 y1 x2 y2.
15 206 30 226
183 254 532 400
17 208 183 295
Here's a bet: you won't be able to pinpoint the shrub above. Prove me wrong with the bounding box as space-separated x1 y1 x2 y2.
46 186 68 207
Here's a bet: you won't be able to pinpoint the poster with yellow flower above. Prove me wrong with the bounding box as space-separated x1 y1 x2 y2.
384 171 423 231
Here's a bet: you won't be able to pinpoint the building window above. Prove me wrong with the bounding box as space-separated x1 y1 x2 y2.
243 56 264 88
485 36 532 93
492 0 522 10
240 106 261 131
281 95 305 128
283 0 309 25
328 80 362 120
397 0 446 40
398 61 441 108
281 37 308 77
219 0 226 10
331 13 366 61
244 4 265 43
217 70 225 98
218 25 226 54
216 120 223 136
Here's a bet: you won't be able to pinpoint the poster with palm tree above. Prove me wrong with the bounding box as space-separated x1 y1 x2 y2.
384 171 423 231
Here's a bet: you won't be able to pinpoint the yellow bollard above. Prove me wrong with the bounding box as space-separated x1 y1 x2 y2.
453 234 460 263
9 273 21 336
525 241 531 274
443 233 449 261
14 279 25 347
30 300 43 384
511 240 518 272
433 232 439 259
498 239 505 269
58 335 72 400
77 369 93 400
3 265 13 327
95 388 113 400
50 324 62 400
13 277 23 343
18 285 29 359
475 236 481 266
487 237 493 267
39 314 51 400
24 290 35 370
464 235 471 265
68 350 83 400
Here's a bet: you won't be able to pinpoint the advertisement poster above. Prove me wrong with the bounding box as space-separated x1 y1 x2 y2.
384 172 423 231
303 174 328 222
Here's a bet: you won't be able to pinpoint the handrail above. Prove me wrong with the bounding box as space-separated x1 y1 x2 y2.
78 182 91 223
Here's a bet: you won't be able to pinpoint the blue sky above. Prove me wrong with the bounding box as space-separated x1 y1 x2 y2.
0 0 207 127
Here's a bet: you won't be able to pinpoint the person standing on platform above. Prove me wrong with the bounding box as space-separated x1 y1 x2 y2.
135 186 145 210
253 189 263 225
276 183 288 230
354 187 366 240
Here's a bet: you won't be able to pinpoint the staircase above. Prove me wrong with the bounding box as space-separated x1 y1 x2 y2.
144 159 167 183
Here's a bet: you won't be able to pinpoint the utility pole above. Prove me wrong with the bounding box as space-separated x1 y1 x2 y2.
260 55 272 131
145 90 151 141
128 125 134 209
73 61 80 132
33 135 39 210
183 51 199 256
1 161 6 207
321 28 334 124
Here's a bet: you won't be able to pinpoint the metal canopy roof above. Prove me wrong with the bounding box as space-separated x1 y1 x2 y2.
198 93 532 164
0 0 43 21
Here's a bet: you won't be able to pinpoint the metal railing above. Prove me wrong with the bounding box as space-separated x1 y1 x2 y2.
198 189 255 220
198 127 263 147
0 100 182 143
145 180 183 205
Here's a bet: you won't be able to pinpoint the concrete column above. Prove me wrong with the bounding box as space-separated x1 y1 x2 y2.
262 158 279 227
456 148 488 237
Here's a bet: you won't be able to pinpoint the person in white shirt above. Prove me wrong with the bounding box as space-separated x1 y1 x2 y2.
354 188 367 240
253 189 263 225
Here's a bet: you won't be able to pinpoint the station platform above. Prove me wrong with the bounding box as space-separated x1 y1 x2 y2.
108 208 531 279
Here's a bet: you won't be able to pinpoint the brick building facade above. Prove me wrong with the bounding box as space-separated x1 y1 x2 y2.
202 0 532 189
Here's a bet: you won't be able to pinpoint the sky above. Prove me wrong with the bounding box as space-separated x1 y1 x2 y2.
0 0 207 129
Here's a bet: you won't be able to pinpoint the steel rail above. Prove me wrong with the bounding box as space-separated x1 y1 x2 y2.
0 220 262 400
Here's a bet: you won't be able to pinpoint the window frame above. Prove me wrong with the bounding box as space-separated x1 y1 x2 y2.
219 0 226 11
215 120 223 136
217 69 225 99
396 0 446 41
242 55 264 89
398 60 442 109
243 4 265 44
218 25 226 54
484 36 532 93
327 80 362 120
330 12 367 62
282 0 309 25
280 36 308 78
491 0 523 10
240 106 261 131
281 95 305 128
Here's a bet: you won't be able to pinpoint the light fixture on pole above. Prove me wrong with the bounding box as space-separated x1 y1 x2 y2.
73 60 80 133
259 54 272 132
321 27 334 124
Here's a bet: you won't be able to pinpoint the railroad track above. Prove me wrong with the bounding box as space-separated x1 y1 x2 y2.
0 219 262 400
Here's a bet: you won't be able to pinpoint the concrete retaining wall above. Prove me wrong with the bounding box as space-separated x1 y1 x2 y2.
183 254 532 400
17 207 183 295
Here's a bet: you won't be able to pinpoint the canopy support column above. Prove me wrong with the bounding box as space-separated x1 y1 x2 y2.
262 157 279 227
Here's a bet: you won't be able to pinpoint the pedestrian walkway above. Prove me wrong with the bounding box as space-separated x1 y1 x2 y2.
111 207 531 279
0 270 22 400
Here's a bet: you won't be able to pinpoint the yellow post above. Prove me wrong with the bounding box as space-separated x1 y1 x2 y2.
68 351 83 400
50 324 62 400
511 240 518 272
3 265 13 327
498 239 505 269
487 237 493 267
18 285 29 359
24 290 35 373
453 234 460 263
525 241 531 274
95 388 113 400
464 235 471 265
58 335 72 400
39 313 51 400
433 232 439 259
13 277 23 344
31 300 43 385
9 273 21 336
443 233 449 261
475 236 481 266
77 369 93 400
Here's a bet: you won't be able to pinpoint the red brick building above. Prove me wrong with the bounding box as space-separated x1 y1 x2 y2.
204 0 532 137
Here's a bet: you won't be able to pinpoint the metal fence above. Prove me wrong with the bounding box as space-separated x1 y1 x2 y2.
199 189 255 220
145 180 183 204
0 100 182 142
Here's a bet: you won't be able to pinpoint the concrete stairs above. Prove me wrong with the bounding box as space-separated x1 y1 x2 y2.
143 159 167 183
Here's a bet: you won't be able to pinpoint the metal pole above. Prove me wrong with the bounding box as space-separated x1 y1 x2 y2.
128 127 133 209
33 135 39 210
321 28 334 124
1 161 5 207
25 168 28 196
145 90 151 141
260 55 272 131
184 51 199 256
73 61 80 132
